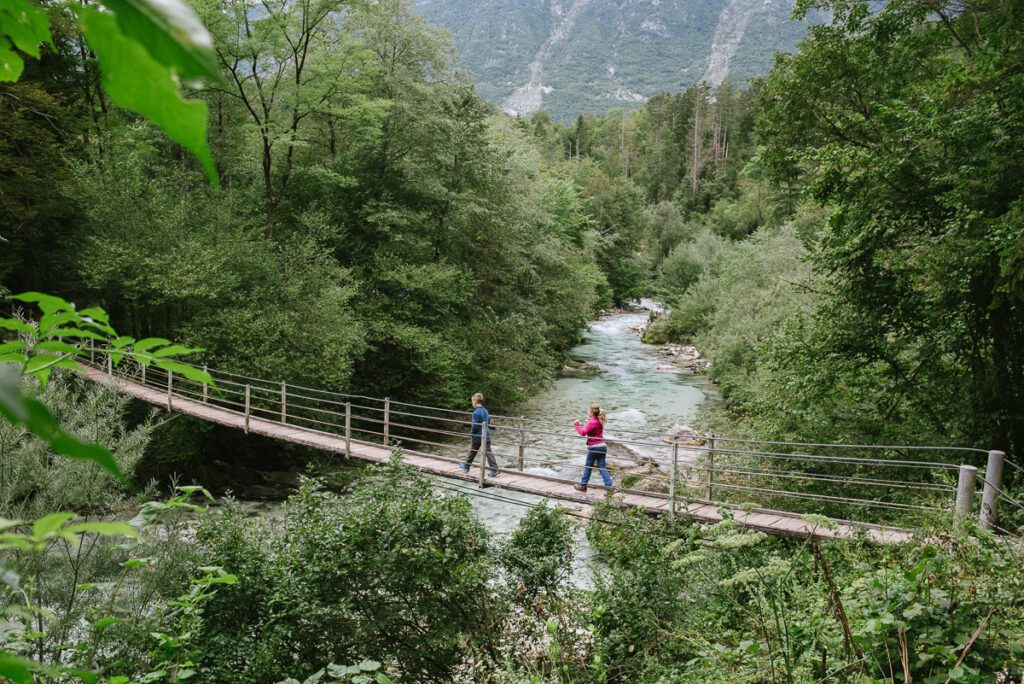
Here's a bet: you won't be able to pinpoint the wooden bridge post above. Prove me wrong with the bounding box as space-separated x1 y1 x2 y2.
280 382 287 423
955 464 977 518
166 371 173 411
980 450 1006 530
244 384 251 434
106 355 112 379
478 423 488 488
202 365 208 403
517 416 525 471
140 362 146 386
670 443 679 516
383 398 390 446
706 433 715 501
344 401 351 460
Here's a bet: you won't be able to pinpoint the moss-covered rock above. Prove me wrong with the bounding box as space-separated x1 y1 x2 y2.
641 314 670 344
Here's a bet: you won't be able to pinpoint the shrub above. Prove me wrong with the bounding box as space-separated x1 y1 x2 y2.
498 502 575 599
195 463 497 683
0 372 156 517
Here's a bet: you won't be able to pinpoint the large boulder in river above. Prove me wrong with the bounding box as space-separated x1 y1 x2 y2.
661 424 703 446
606 439 657 465
640 314 670 344
559 359 603 377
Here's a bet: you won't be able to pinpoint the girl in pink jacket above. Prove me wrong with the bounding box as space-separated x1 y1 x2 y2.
573 404 612 493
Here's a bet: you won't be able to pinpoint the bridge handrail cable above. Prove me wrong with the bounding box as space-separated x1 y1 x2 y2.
83 349 1018 533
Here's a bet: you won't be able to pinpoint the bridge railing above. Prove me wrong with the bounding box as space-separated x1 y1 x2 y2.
81 351 1023 534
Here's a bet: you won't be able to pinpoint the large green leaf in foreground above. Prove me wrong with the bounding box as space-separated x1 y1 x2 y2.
76 5 218 185
102 0 222 84
0 0 52 80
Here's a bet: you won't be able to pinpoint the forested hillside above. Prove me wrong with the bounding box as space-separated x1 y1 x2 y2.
515 0 1024 464
2 0 1024 682
2 0 621 413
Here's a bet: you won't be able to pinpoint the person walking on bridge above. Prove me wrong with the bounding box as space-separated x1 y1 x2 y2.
574 404 612 493
460 392 499 477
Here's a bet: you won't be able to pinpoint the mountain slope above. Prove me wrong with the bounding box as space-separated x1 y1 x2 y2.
415 0 821 121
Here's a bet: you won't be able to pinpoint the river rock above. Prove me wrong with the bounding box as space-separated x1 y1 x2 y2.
661 424 703 446
559 359 602 377
607 440 657 465
656 343 707 372
261 470 303 489
238 484 284 500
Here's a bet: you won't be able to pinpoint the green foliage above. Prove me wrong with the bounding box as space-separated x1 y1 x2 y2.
0 487 240 683
0 293 213 479
645 201 697 270
0 0 219 182
757 0 1024 455
0 373 155 518
0 365 122 480
498 502 574 599
193 466 496 682
0 80 81 290
278 660 393 684
578 509 1024 684
566 162 650 304
75 6 215 184
143 566 238 683
0 0 52 81
845 538 1024 683
657 228 729 296
688 225 815 404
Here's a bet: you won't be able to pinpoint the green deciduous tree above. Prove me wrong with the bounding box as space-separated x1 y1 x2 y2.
758 0 1024 454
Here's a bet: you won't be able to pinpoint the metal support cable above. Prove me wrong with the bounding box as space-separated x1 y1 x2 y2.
708 446 960 470
712 435 987 455
1004 458 1024 477
704 480 945 512
707 465 956 492
385 406 477 427
973 472 1024 513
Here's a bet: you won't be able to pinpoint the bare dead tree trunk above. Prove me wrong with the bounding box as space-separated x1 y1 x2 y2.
690 86 704 193
620 110 627 177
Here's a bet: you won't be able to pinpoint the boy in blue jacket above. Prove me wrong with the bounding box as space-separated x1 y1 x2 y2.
459 392 499 477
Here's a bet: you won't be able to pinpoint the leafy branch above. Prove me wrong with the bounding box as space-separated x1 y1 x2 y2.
1 291 214 479
0 0 222 184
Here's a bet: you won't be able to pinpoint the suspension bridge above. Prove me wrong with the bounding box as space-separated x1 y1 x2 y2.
82 356 1022 543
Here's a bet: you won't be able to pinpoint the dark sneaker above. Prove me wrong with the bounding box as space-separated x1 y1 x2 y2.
573 483 587 493
458 462 470 472
488 469 500 478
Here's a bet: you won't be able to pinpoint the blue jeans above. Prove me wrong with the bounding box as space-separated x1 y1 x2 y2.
580 444 612 487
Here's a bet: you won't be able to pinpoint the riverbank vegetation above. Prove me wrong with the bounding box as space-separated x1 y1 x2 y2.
8 0 1019 469
510 0 1024 524
3 451 1023 682
520 0 1024 463
3 0 1024 681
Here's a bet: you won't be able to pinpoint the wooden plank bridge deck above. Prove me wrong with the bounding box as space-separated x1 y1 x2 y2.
86 366 912 544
